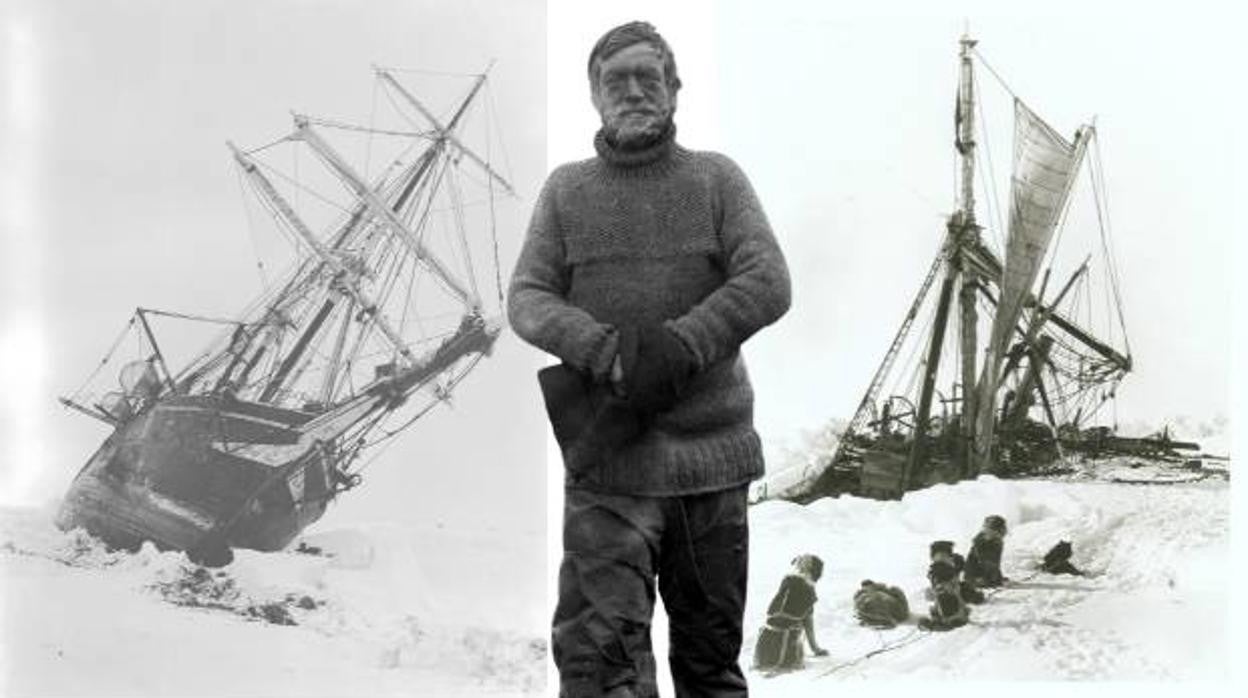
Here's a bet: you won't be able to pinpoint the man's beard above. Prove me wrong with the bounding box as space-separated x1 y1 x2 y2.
604 112 673 151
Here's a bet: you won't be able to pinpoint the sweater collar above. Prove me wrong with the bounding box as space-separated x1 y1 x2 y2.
594 122 678 170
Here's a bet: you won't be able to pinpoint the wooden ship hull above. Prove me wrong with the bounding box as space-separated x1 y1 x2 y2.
57 315 499 562
57 396 330 554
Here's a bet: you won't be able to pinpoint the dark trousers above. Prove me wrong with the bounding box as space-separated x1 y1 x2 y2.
553 485 750 698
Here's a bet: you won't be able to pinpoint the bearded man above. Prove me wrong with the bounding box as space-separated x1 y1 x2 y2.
508 20 790 697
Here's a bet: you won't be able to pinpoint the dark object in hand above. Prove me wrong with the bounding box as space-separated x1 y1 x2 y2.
538 364 643 473
618 324 697 414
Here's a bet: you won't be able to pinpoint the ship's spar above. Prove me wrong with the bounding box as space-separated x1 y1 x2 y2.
779 36 1132 503
57 68 512 564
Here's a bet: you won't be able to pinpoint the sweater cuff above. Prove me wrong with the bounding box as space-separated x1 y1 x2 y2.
663 320 706 372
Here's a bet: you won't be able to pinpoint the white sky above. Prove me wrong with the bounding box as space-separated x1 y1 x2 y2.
0 0 1239 552
550 0 1241 463
0 0 1244 694
1 0 1238 508
0 0 549 537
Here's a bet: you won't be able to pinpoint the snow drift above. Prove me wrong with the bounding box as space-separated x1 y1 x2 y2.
0 507 545 697
743 468 1229 690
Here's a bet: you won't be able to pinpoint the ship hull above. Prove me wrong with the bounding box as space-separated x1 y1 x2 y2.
57 395 333 554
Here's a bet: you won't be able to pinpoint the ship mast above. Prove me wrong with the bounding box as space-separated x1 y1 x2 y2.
954 34 981 477
901 34 980 490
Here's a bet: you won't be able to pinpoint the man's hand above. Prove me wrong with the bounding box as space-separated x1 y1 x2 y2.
619 324 696 414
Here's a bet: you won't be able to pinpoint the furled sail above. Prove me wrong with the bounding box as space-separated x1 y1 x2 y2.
974 99 1086 470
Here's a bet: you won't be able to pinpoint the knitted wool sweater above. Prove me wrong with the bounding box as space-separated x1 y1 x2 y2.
508 126 791 495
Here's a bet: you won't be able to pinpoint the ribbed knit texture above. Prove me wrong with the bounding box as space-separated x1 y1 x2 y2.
508 126 791 495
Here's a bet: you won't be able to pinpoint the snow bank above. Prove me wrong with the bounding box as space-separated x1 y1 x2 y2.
745 474 1230 690
0 505 545 697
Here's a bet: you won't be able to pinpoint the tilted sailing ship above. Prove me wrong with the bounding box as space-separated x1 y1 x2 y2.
57 67 513 564
772 35 1141 503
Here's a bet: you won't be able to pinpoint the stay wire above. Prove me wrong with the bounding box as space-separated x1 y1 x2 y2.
240 172 305 258
235 165 271 291
975 80 1006 250
485 80 505 313
1090 133 1131 357
972 47 1020 101
366 79 379 180
300 116 434 140
254 156 356 217
483 80 516 192
71 316 138 400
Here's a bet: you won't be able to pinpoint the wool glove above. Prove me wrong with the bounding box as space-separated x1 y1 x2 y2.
618 324 697 415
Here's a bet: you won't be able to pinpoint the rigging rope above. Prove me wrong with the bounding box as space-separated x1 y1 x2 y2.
971 48 1019 101
236 166 272 291
485 79 506 312
242 133 294 156
975 83 1006 251
445 169 482 305
255 156 356 217
70 316 138 400
300 115 437 140
897 295 939 405
483 79 516 194
1089 132 1131 358
398 246 420 344
348 351 487 476
365 79 379 181
379 79 428 134
239 164 304 254
137 308 249 326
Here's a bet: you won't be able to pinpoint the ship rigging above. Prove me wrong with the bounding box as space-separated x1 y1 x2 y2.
57 66 513 564
774 35 1133 503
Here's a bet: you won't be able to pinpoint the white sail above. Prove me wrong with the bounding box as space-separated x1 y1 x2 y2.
995 99 1083 348
974 99 1086 470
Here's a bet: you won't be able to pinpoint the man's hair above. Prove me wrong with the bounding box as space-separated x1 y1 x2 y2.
587 21 681 92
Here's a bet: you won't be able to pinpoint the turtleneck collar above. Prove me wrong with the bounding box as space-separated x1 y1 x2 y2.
594 122 677 170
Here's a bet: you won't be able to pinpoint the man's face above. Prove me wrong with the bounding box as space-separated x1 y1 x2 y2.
591 42 676 148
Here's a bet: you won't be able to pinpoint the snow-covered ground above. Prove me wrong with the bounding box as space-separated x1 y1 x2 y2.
3 454 1233 696
0 509 545 697
743 463 1231 691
